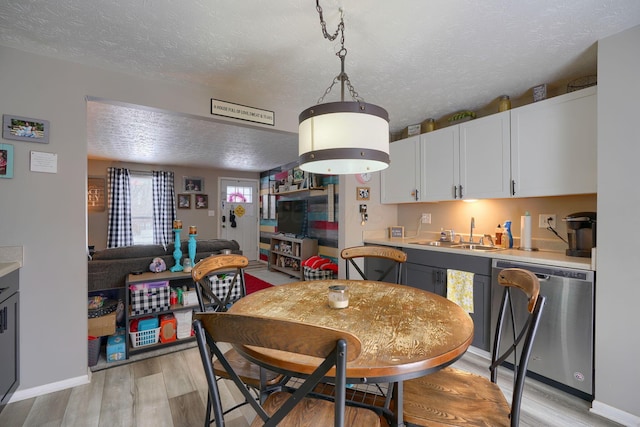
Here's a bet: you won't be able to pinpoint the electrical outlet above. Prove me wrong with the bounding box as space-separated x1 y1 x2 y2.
539 214 556 228
421 213 431 224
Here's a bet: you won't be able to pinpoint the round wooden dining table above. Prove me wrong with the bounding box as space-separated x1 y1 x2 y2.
229 279 474 426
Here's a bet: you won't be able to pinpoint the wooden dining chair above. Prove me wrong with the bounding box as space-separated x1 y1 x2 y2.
341 245 407 283
402 268 546 427
191 255 286 417
341 245 408 407
193 312 382 427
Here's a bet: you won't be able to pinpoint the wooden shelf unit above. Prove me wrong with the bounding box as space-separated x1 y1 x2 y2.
269 235 318 280
125 270 196 358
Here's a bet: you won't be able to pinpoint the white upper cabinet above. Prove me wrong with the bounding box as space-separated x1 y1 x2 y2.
381 135 421 203
459 111 511 199
420 111 510 201
420 126 459 201
510 86 597 197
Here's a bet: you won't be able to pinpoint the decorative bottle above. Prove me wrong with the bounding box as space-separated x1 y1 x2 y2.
498 95 511 112
495 224 503 246
504 220 513 249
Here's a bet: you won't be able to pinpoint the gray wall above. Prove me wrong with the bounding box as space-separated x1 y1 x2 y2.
0 44 296 395
595 24 640 421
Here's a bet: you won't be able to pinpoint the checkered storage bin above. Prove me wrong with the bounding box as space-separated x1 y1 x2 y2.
303 266 336 281
130 281 170 315
209 273 243 304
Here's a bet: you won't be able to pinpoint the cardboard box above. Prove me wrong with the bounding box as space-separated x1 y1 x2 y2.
88 311 116 337
106 331 126 362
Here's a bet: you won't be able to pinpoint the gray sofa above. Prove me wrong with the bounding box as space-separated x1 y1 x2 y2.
88 239 241 291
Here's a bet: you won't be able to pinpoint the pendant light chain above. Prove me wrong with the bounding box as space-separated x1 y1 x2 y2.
315 1 364 105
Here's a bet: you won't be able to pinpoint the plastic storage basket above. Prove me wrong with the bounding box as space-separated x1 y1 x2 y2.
129 327 160 348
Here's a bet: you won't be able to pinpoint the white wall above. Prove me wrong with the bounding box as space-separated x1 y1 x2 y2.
0 45 297 396
593 24 640 423
338 173 397 278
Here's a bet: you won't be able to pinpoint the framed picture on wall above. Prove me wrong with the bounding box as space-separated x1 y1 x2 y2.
0 144 14 179
356 186 370 201
87 176 106 211
178 194 191 209
183 176 204 192
2 114 50 144
195 194 208 209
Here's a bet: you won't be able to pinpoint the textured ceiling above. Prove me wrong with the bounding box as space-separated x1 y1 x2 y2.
1 1 640 172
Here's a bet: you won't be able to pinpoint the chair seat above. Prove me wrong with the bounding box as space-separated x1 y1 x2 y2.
403 367 511 427
213 348 284 388
251 391 381 427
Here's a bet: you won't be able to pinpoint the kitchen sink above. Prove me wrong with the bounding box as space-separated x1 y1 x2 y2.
450 244 504 252
408 240 453 247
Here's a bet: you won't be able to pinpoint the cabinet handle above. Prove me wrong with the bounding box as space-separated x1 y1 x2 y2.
415 189 419 201
459 185 464 199
453 186 458 199
0 306 5 333
511 180 516 196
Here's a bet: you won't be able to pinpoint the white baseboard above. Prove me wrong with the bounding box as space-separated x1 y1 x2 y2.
591 400 640 426
9 373 90 404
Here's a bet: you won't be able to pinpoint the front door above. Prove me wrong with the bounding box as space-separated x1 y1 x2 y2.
220 178 259 260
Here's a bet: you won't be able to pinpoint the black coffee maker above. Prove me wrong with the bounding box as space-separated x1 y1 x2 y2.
565 212 597 257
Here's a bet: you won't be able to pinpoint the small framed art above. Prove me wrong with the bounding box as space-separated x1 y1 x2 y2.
87 177 106 211
178 194 191 209
0 144 14 178
195 194 208 209
183 176 204 192
356 186 370 201
389 226 405 238
3 114 50 143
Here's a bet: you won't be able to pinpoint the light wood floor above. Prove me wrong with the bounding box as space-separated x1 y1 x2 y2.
0 266 623 426
0 343 622 427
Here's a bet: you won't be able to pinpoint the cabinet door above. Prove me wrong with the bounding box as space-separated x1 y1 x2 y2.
381 135 421 203
469 274 491 351
405 263 446 296
0 292 19 405
420 126 459 201
511 87 596 197
459 111 511 199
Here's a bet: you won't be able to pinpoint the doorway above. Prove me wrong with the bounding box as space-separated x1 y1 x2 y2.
219 178 259 260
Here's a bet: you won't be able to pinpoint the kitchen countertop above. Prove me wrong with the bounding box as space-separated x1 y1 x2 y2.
0 246 23 278
0 262 21 278
363 237 594 271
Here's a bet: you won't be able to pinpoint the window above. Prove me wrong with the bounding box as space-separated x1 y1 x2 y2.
226 185 252 203
130 173 154 244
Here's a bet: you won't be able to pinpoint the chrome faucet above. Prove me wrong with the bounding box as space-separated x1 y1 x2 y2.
480 234 494 246
469 217 475 243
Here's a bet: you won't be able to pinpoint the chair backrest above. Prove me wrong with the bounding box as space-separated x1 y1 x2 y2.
191 254 249 312
193 312 362 427
341 245 407 283
491 268 546 425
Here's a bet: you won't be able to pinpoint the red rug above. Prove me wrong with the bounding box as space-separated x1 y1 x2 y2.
244 273 274 295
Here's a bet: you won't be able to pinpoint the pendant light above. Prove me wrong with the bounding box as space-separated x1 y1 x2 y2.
298 2 390 175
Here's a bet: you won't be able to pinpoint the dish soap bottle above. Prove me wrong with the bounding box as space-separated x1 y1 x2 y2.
504 220 513 248
495 224 503 246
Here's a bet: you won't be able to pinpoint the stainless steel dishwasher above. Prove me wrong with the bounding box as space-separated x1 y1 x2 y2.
491 259 594 401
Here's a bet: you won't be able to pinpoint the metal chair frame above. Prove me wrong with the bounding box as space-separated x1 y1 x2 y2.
194 313 380 427
341 245 408 283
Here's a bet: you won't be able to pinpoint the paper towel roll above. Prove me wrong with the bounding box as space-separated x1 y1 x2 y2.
521 215 532 250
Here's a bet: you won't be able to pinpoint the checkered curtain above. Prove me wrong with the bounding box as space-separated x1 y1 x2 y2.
106 167 133 248
152 170 176 248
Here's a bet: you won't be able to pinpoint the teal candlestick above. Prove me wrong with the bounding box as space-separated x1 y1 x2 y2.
170 229 184 272
188 233 197 266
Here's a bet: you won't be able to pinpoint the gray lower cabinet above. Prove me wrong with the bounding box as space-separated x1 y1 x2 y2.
0 269 19 413
404 249 491 351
